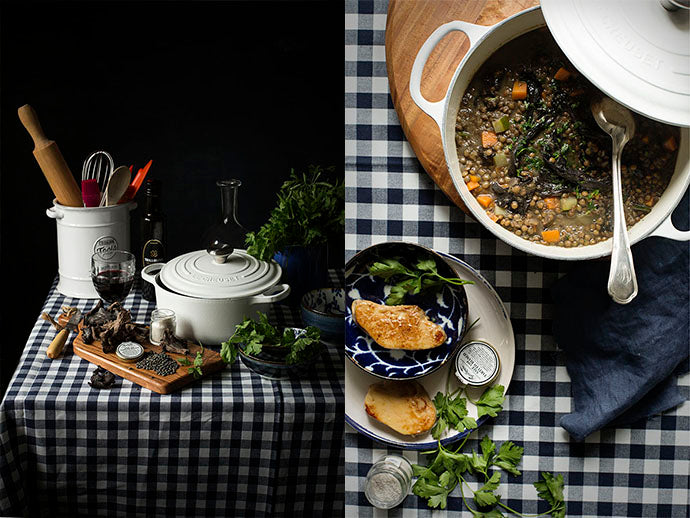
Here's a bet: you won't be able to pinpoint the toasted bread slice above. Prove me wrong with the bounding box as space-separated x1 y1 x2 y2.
364 380 436 435
352 299 446 350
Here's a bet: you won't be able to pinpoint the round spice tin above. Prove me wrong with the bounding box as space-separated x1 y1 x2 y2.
454 340 500 387
115 341 145 362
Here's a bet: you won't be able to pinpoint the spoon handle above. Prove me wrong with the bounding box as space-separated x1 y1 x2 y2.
607 134 638 304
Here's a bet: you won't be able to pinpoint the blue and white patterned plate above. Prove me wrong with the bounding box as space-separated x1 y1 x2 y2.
345 242 469 380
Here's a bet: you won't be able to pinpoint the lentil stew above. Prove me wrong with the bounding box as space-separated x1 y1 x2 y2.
455 29 680 248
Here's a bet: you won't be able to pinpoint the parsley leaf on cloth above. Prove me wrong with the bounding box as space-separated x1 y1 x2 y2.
475 384 506 418
534 472 566 518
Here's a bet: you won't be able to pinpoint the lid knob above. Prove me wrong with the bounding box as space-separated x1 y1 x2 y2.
206 242 233 263
660 0 689 10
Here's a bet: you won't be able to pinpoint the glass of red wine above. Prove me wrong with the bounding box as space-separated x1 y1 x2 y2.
91 250 136 304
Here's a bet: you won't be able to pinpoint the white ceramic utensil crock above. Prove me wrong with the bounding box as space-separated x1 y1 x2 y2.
409 6 690 261
141 248 290 345
46 199 136 298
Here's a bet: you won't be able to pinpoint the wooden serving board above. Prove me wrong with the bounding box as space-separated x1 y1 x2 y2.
73 326 226 395
385 0 539 211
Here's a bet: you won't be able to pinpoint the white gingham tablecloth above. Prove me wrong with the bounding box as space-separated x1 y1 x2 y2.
0 272 344 517
344 1 690 516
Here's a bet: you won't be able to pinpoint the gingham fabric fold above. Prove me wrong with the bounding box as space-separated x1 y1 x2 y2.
0 273 344 517
344 1 690 516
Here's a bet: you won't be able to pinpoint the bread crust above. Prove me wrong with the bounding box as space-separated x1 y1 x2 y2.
364 380 436 435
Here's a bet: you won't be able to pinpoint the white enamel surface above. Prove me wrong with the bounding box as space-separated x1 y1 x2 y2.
46 200 136 298
409 7 690 260
541 0 690 127
159 248 283 299
141 264 289 345
344 254 515 450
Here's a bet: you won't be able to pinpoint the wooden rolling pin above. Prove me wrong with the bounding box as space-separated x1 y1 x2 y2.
18 104 83 207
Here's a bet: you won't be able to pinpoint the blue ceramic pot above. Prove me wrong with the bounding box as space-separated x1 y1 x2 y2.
273 244 328 305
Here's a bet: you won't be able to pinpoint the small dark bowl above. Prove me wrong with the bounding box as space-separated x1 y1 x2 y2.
301 288 345 338
238 327 323 380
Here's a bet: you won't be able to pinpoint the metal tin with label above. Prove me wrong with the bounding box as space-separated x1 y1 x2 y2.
454 340 500 387
116 341 145 362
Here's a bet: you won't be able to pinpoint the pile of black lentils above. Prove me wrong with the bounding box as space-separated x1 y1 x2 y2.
136 352 179 376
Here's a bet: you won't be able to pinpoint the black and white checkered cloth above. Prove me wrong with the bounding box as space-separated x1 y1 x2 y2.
0 271 344 518
345 1 689 516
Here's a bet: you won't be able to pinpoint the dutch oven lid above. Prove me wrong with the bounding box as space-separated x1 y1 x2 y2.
159 248 282 299
541 0 690 127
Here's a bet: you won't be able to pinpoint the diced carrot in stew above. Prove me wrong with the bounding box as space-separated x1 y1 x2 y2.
544 197 560 210
541 229 560 243
554 67 571 81
487 213 499 222
645 198 654 207
466 180 480 191
469 175 480 183
476 195 493 208
481 131 498 148
511 81 528 100
663 135 678 152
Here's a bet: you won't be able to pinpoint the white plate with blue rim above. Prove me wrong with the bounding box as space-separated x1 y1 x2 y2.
345 242 469 380
345 250 515 450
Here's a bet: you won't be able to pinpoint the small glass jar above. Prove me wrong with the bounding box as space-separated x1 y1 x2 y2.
364 454 412 509
149 309 176 345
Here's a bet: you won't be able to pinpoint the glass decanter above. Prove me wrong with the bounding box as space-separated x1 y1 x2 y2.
201 179 248 262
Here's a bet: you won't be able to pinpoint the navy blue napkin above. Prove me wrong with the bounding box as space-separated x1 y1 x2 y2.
552 189 689 442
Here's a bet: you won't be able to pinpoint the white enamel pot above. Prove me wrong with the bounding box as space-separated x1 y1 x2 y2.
410 6 690 260
141 248 290 345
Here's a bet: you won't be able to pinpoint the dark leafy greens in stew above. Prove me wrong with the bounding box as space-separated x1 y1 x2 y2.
455 29 679 247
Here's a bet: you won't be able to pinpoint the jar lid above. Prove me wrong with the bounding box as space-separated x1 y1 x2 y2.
159 248 282 299
541 0 690 127
116 341 145 362
454 341 500 387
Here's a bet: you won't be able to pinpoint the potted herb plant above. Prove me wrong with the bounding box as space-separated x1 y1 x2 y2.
245 165 344 303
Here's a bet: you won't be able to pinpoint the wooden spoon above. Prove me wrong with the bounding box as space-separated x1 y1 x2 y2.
102 166 132 206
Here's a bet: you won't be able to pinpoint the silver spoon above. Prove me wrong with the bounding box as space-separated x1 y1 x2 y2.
591 97 638 304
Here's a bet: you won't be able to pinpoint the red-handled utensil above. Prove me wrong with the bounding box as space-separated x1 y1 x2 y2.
119 159 152 203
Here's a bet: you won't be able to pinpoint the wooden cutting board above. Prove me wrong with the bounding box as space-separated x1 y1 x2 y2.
385 0 539 212
73 326 226 395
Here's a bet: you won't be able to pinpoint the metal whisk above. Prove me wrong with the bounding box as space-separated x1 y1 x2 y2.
81 150 114 195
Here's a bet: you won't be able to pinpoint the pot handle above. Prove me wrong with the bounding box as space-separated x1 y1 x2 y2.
141 263 165 284
247 284 291 305
410 20 492 128
648 213 690 241
46 206 63 219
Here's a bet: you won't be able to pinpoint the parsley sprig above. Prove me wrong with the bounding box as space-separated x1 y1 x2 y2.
367 256 473 305
414 340 565 516
177 346 205 379
413 434 566 516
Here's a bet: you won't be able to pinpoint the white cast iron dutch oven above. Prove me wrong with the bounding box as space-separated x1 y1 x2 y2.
142 248 290 345
410 6 690 260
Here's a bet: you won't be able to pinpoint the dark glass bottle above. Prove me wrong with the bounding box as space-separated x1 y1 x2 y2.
141 179 165 301
201 179 248 259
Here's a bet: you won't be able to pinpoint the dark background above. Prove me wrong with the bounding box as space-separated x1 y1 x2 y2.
0 0 343 398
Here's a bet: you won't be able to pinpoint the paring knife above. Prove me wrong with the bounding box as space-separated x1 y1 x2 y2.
47 308 82 359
